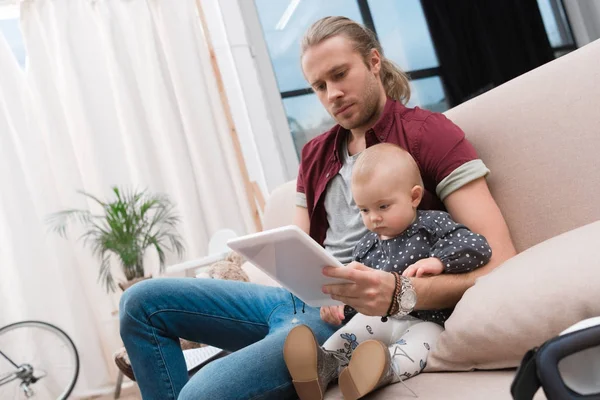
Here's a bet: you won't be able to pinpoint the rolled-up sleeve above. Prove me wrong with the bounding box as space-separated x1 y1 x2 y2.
296 161 308 208
296 192 307 208
436 159 490 201
415 113 488 199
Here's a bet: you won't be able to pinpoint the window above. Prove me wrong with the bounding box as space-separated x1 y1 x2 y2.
367 0 448 117
407 76 448 114
367 0 439 72
537 0 577 57
255 0 364 94
0 4 26 68
255 0 575 159
283 93 334 159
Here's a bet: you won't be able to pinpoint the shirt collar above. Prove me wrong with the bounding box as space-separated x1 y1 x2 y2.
332 125 346 162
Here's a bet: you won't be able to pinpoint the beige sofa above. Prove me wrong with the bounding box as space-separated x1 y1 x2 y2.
243 39 600 399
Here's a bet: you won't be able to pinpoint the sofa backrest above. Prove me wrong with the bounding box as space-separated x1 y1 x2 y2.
262 180 296 230
445 39 600 252
263 39 600 253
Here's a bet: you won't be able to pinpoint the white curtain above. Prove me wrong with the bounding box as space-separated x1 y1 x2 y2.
0 0 254 396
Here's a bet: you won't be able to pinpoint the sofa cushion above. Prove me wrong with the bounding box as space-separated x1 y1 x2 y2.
262 180 296 230
323 370 532 399
426 220 600 371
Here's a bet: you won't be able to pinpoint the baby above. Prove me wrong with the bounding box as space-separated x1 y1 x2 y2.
283 143 492 400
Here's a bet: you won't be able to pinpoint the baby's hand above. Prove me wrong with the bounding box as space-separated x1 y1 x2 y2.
402 257 444 277
320 305 345 326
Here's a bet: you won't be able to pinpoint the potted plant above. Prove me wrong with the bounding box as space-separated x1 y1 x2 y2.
47 187 185 292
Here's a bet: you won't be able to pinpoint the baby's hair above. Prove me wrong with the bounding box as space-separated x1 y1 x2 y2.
353 143 423 188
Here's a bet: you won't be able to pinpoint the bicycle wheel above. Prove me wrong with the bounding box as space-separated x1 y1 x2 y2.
0 321 79 400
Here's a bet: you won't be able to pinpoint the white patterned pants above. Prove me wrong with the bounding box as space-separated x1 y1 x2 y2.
322 314 444 381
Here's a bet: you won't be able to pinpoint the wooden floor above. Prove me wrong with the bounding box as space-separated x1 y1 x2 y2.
85 384 141 400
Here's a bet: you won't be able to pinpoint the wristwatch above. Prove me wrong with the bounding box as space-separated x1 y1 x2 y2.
393 276 417 317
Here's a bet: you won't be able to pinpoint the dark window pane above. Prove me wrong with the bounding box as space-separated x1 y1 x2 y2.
367 0 439 71
255 0 364 93
554 48 573 58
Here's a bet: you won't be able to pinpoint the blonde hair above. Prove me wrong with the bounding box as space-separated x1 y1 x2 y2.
302 16 411 104
353 144 423 188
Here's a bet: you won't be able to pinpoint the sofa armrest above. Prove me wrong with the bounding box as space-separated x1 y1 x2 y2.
166 252 230 276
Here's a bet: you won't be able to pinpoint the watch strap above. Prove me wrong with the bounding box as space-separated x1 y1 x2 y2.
393 275 415 317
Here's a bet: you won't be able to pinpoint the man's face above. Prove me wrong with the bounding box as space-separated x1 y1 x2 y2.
302 35 383 130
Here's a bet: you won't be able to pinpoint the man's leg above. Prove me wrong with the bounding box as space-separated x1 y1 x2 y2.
179 297 336 399
119 277 335 400
180 322 333 400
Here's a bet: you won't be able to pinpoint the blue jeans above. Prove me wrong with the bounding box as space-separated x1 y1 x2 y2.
119 278 337 399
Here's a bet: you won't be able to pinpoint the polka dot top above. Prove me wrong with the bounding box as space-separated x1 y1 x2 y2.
352 210 492 325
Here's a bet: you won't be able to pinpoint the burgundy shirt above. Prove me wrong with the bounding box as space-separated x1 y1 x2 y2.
297 98 480 246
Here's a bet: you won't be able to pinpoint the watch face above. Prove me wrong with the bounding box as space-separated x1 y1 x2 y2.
401 289 417 309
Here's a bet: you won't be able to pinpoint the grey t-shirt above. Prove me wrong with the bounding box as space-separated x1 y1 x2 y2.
321 141 369 264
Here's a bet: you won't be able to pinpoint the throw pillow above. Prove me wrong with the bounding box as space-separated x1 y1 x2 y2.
426 220 600 371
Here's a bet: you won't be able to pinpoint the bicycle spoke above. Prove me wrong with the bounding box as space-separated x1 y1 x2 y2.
0 351 18 369
0 372 19 386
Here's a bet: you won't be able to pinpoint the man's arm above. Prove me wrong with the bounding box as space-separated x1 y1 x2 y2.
294 205 310 235
411 178 517 310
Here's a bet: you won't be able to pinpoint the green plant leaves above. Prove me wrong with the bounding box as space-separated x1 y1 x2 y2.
47 186 186 293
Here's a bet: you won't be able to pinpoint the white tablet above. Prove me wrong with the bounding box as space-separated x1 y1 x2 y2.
227 225 350 307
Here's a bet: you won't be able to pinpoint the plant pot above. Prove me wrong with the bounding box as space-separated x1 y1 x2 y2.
118 275 152 292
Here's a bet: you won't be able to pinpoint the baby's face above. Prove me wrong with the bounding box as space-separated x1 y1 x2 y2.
353 174 417 240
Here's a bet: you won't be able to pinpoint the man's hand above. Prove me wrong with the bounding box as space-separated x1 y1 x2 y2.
402 257 444 278
320 305 345 325
321 262 395 316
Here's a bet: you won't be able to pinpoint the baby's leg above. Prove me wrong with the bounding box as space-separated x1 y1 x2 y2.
388 321 444 383
322 314 420 362
338 321 443 399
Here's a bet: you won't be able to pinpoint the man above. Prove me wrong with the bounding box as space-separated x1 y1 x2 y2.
296 16 515 323
119 16 516 400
